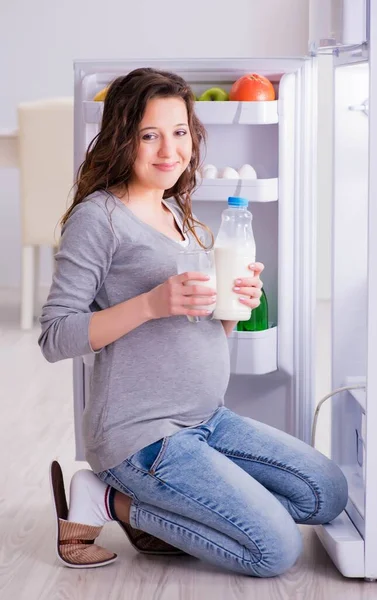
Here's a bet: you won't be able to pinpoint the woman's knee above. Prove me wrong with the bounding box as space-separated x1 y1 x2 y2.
308 458 348 525
243 517 303 578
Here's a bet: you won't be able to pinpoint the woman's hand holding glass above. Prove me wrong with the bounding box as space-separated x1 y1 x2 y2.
144 272 217 320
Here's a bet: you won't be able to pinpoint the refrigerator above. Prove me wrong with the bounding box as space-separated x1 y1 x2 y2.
71 0 377 580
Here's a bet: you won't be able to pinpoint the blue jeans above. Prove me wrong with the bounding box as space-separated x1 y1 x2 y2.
97 407 348 577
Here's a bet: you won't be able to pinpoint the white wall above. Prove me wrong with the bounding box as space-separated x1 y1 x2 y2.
0 0 309 288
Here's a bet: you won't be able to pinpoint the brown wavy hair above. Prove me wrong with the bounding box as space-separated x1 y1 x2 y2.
62 67 213 248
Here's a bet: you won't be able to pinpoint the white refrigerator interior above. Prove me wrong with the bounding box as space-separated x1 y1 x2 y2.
71 11 376 576
73 56 317 462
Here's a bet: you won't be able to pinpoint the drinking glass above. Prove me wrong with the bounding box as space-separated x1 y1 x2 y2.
176 249 217 322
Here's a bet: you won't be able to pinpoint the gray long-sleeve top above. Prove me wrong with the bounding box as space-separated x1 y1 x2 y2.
39 192 230 472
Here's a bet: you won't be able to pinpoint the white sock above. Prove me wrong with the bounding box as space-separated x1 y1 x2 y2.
67 469 114 527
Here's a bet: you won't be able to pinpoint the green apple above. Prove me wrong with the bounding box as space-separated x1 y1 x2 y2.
198 87 229 101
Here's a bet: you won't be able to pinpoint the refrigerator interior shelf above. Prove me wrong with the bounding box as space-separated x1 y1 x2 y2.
83 100 279 126
193 178 278 203
194 101 279 125
228 326 277 376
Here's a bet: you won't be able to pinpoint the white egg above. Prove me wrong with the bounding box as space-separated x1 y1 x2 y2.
238 164 257 179
202 164 218 179
203 163 217 172
220 166 239 179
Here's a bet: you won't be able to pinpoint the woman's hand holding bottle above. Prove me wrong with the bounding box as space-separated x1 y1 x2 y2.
232 262 264 309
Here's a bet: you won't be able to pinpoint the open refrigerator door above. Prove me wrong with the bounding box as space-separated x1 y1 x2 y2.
309 0 377 581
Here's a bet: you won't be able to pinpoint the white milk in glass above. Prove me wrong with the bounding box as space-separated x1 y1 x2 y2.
184 273 217 321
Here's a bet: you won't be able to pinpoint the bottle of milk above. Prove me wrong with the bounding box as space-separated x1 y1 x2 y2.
213 197 256 321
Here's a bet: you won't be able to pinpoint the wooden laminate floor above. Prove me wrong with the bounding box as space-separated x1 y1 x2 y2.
0 290 375 599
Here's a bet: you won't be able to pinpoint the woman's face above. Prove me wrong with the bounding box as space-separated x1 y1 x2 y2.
132 96 193 192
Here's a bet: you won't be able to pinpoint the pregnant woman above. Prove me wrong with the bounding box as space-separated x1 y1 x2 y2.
39 67 348 575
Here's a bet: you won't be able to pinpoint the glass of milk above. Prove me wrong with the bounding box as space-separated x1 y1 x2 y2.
176 249 217 322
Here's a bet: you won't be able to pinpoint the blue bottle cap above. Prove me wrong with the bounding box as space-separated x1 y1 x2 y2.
228 196 249 207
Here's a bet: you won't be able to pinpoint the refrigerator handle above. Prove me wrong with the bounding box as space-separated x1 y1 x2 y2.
349 98 369 116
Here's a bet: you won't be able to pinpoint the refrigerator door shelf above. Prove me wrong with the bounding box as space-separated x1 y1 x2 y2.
194 178 278 203
228 326 277 376
82 100 279 126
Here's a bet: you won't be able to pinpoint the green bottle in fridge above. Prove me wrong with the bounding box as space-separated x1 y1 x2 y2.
237 288 269 332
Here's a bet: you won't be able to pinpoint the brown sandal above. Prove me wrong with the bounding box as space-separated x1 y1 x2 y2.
49 461 117 568
117 521 185 555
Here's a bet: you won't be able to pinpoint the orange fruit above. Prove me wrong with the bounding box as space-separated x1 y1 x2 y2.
94 87 108 102
229 74 275 101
